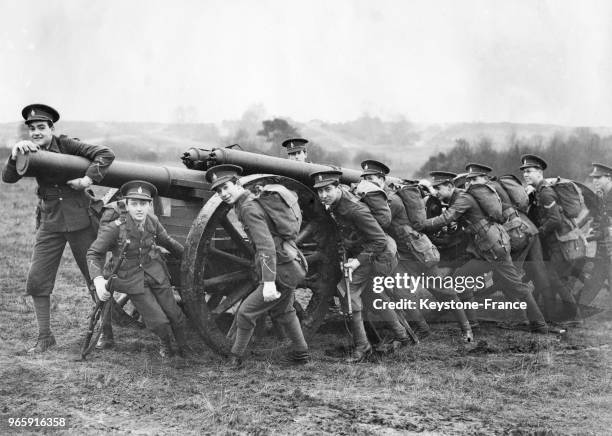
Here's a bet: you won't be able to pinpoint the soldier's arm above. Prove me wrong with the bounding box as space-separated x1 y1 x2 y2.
87 223 120 279
241 202 277 282
155 219 184 259
59 137 115 183
361 191 392 230
538 187 564 235
422 193 469 232
1 157 21 183
388 194 412 242
350 204 387 266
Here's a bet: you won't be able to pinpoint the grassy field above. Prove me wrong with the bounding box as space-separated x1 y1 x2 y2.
1 178 611 435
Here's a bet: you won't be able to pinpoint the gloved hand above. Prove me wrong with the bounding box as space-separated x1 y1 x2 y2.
262 281 281 302
11 140 39 159
93 276 111 301
344 258 360 274
67 176 93 190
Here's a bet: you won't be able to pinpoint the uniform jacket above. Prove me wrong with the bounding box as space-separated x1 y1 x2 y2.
2 135 115 232
329 189 387 266
530 179 571 240
87 214 183 294
234 190 303 283
422 189 488 233
387 192 414 256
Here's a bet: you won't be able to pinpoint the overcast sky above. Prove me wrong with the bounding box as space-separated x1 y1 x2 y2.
1 0 611 126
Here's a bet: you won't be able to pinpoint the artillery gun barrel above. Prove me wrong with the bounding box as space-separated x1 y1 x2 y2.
182 147 402 186
15 150 209 198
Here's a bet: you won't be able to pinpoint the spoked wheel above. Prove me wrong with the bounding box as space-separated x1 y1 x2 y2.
180 174 340 356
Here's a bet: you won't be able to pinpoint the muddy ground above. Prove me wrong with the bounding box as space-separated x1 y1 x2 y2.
1 179 611 435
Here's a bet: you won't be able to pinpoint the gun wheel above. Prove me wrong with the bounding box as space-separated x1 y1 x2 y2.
180 174 340 356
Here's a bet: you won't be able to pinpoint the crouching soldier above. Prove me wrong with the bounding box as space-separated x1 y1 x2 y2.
205 165 310 367
87 181 191 359
311 169 410 363
423 171 549 333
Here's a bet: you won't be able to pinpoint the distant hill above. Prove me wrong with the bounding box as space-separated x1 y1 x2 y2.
2 117 611 177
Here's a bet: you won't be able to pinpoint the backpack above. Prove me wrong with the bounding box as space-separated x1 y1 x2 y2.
255 184 302 241
549 178 585 219
466 182 504 224
395 184 427 230
498 175 529 213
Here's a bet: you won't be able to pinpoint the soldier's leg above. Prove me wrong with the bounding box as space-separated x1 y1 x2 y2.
337 263 374 358
25 229 67 352
147 276 190 354
453 259 490 327
129 288 174 357
391 259 430 337
232 282 297 356
548 243 581 320
65 226 115 348
491 257 547 330
426 265 472 335
522 235 557 319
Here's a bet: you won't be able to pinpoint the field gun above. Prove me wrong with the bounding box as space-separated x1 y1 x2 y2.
13 149 344 355
181 146 404 186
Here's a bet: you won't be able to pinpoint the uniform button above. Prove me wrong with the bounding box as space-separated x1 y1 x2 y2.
54 184 58 187
59 197 63 201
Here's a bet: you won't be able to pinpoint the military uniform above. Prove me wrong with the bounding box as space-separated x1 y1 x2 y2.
313 169 407 359
2 104 115 352
206 165 309 364
520 155 580 319
87 181 189 357
422 173 547 331
282 138 310 162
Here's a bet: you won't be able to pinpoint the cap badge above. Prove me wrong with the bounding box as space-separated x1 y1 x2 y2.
364 164 368 170
318 175 323 181
31 109 36 116
211 173 218 181
137 186 143 194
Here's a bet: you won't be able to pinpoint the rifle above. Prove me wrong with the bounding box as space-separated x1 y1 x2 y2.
339 246 353 320
80 240 131 360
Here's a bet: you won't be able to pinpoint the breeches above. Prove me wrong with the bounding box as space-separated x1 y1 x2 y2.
26 226 97 296
129 275 185 331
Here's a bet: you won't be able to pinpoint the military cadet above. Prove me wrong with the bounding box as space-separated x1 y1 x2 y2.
87 181 190 359
205 165 310 367
311 169 410 362
422 171 549 333
466 163 557 321
2 104 115 353
281 138 309 162
520 155 581 321
588 163 612 306
360 162 474 342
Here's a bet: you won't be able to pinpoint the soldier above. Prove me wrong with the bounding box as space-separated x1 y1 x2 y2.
588 163 612 306
520 154 581 321
422 171 549 333
2 104 115 353
87 181 190 359
466 164 556 321
311 169 410 362
360 162 473 341
281 138 309 162
205 165 310 367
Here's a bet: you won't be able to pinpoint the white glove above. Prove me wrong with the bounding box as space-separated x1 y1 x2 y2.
11 140 39 159
262 281 281 302
67 176 93 190
93 276 111 302
344 258 360 274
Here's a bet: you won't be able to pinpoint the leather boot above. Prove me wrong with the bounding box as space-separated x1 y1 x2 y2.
346 311 372 363
460 324 474 343
154 325 175 358
27 333 56 354
96 324 115 350
279 350 310 365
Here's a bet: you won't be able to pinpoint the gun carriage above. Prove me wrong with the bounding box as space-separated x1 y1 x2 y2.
16 147 403 355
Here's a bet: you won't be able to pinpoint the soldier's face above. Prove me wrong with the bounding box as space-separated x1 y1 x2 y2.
27 121 54 147
317 184 341 206
126 199 151 223
592 175 612 192
522 167 543 186
288 150 307 162
215 181 243 205
363 174 385 188
436 183 453 201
